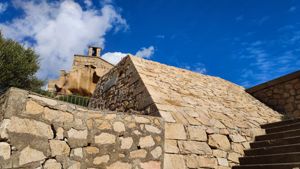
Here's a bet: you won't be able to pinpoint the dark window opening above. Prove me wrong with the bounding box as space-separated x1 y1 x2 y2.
92 48 97 56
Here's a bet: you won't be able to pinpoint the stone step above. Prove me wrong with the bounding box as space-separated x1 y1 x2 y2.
255 129 300 141
250 136 300 149
261 118 300 129
245 143 300 156
239 152 300 165
232 162 300 169
266 122 300 134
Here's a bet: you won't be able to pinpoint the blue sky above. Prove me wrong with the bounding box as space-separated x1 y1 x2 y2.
0 0 300 88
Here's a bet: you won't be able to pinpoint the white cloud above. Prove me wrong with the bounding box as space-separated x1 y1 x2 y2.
155 35 165 39
135 46 154 58
0 2 8 13
84 0 92 8
235 27 300 87
0 0 127 79
183 62 207 74
102 52 129 65
102 46 155 65
289 6 296 12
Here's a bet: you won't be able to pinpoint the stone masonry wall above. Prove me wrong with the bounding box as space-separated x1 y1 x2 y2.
89 56 159 116
129 56 282 169
90 56 282 169
0 88 164 169
248 72 300 118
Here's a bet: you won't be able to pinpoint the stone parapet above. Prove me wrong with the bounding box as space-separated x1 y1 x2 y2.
247 70 300 118
0 88 164 169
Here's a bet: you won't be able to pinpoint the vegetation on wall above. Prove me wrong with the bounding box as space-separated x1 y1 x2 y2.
0 32 43 91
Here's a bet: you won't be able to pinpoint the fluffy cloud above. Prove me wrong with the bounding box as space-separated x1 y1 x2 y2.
102 46 155 65
235 26 300 87
0 0 127 79
102 52 129 65
0 2 8 13
135 46 154 58
183 62 207 74
84 0 93 8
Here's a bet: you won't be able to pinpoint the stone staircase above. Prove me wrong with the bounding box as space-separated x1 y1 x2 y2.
233 118 300 169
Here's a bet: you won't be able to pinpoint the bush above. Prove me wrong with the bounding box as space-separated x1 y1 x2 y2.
0 32 43 91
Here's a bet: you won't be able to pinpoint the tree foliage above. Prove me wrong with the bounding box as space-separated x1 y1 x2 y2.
0 32 43 91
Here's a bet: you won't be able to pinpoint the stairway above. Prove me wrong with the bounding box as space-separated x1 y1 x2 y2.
233 118 300 169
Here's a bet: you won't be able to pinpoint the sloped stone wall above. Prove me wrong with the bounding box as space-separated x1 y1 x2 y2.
89 56 159 116
0 88 164 169
130 56 282 169
90 56 282 169
247 73 300 118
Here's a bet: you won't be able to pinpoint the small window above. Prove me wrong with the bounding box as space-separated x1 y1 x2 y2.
92 48 97 56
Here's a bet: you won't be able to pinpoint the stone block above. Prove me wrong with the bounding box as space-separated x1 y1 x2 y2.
130 149 147 158
107 161 132 169
198 157 217 168
113 121 125 132
95 133 116 144
229 134 246 143
165 123 186 140
49 140 70 156
25 100 44 115
84 146 99 154
135 116 150 123
165 139 179 153
145 125 161 134
151 146 162 159
178 141 212 155
43 159 62 169
68 128 88 140
71 148 83 158
217 158 229 166
19 146 46 166
140 161 161 169
187 126 207 141
0 142 10 160
93 155 110 165
120 137 133 149
164 154 186 169
7 116 53 139
44 107 73 123
208 134 231 151
139 135 155 148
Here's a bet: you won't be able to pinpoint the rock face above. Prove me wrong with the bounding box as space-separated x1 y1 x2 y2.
48 47 113 96
0 88 163 169
90 55 282 168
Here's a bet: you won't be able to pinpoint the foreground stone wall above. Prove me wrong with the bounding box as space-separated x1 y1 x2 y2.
0 88 164 169
89 56 159 116
247 71 300 118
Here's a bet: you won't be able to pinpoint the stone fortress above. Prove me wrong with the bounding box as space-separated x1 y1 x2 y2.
48 47 113 96
0 47 300 169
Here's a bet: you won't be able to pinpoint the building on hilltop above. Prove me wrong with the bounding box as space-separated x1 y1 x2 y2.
48 46 113 96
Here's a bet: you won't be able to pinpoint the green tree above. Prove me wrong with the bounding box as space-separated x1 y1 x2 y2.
0 32 43 91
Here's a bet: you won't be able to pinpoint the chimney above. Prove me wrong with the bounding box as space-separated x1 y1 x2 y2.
88 46 102 57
